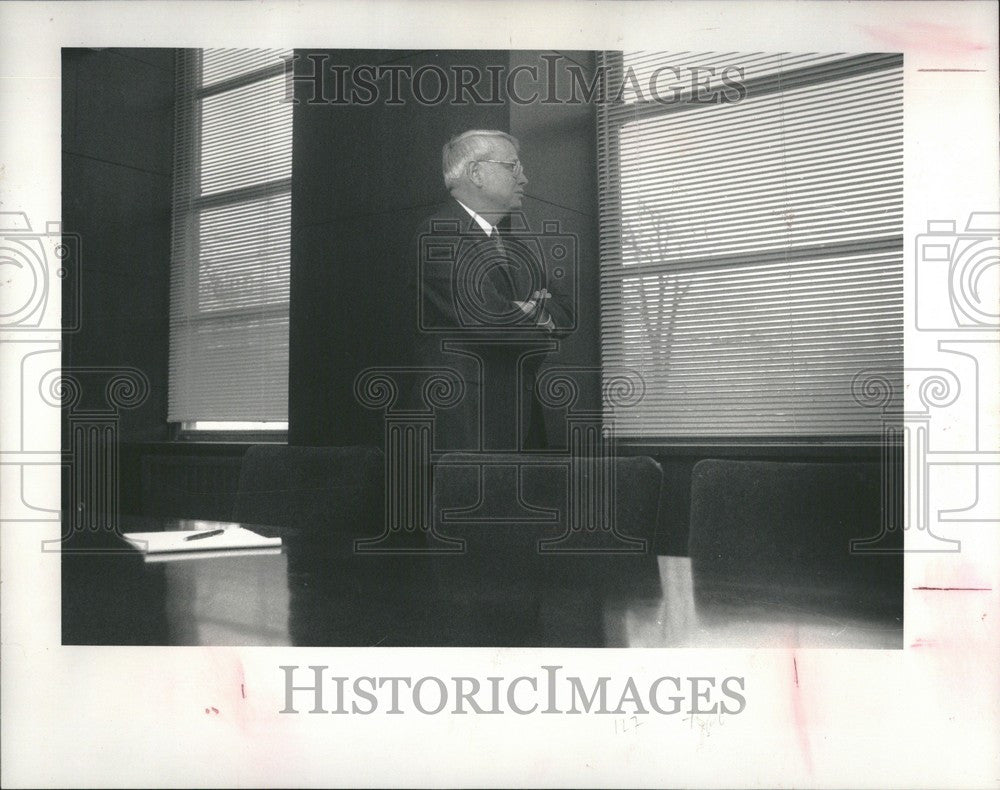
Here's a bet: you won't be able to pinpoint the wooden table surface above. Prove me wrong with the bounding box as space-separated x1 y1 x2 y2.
62 517 902 649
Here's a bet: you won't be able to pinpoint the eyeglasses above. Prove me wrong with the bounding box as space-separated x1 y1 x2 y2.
479 159 524 178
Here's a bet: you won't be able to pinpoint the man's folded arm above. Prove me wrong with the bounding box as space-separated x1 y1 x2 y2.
544 288 573 337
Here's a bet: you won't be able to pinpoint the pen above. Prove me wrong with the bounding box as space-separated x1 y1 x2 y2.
184 528 225 542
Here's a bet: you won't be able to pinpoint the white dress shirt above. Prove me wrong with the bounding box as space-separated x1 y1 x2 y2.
455 199 495 237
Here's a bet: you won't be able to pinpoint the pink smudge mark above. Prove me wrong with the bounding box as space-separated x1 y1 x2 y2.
205 649 252 734
911 637 936 648
857 21 990 54
229 656 252 734
789 654 813 775
204 706 219 715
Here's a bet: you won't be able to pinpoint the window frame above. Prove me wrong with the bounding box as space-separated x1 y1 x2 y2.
168 49 292 438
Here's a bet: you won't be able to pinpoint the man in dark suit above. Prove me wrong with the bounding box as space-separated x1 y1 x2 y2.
411 129 573 452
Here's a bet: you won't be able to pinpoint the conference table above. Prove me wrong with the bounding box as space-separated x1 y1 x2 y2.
62 517 902 649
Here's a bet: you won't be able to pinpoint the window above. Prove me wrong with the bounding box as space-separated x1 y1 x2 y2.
597 52 903 440
168 49 293 432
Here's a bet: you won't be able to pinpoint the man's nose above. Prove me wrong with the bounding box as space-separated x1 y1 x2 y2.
517 170 528 187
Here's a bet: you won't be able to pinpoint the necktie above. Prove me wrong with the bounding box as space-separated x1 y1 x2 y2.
491 226 506 257
491 227 517 302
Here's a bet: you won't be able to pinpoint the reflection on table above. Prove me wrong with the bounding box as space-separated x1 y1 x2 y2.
605 557 901 649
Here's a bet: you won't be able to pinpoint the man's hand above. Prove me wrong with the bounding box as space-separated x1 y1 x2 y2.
513 290 555 330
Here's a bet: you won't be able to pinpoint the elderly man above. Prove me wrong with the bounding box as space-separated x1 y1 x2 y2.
411 129 573 451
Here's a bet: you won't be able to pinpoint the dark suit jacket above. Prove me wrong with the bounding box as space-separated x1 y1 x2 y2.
408 199 574 452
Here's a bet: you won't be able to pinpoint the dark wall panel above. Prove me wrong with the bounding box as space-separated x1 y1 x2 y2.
62 48 175 446
509 51 602 440
289 50 512 446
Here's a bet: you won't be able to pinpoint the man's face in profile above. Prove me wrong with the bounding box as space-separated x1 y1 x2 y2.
477 138 528 215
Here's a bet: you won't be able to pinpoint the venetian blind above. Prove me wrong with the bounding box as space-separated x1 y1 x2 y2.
168 49 292 423
597 52 904 438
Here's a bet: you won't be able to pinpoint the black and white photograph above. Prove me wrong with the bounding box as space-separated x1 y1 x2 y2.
54 45 907 650
1 1 998 788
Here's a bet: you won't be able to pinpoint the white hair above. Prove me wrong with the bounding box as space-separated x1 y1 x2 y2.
442 129 520 188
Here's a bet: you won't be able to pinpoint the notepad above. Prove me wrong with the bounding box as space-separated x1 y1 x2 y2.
143 547 284 563
122 526 282 555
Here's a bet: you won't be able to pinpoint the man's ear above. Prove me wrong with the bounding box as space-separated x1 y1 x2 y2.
467 160 483 188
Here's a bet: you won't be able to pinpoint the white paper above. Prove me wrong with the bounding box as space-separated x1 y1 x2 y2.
121 526 282 555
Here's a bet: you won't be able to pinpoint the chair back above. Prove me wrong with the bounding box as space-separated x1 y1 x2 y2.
233 445 384 543
432 452 664 590
688 458 902 617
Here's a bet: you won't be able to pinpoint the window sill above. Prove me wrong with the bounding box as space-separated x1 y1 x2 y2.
124 437 285 454
614 438 891 460
175 432 288 444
